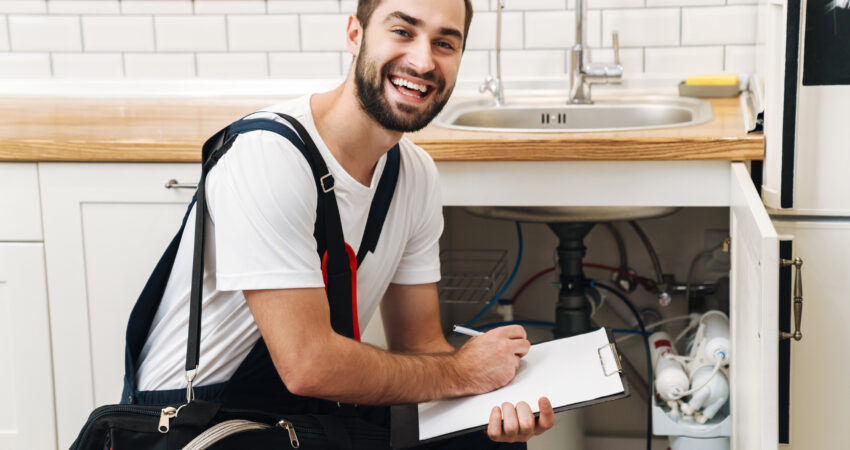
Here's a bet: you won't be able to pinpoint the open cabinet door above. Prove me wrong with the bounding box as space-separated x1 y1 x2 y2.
729 163 779 450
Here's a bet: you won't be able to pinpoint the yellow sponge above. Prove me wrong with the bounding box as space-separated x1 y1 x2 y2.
685 74 739 86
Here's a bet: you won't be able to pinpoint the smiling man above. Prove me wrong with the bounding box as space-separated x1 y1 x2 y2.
127 0 554 448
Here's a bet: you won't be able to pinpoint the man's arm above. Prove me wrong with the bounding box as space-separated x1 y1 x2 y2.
380 283 454 354
244 288 529 406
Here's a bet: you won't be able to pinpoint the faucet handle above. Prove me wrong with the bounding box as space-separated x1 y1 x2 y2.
612 31 620 65
479 75 494 94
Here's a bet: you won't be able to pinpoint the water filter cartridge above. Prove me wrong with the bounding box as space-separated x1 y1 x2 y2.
685 363 729 423
649 331 690 401
700 311 731 364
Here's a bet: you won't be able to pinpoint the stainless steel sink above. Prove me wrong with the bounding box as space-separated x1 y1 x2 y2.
465 206 680 223
432 96 714 133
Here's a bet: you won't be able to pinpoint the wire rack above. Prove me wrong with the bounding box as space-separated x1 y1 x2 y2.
438 249 508 304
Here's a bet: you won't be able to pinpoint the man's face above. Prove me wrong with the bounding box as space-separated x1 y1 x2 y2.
353 0 465 133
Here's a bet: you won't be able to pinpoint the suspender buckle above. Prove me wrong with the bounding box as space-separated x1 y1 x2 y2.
185 367 198 403
320 173 335 193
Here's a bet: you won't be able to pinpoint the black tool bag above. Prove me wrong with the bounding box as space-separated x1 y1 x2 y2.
70 113 396 450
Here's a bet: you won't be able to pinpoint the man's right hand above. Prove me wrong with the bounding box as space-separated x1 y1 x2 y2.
452 325 531 395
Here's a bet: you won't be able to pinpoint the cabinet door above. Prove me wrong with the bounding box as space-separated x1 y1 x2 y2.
0 163 42 241
0 244 57 450
39 163 199 448
772 219 850 449
729 163 779 449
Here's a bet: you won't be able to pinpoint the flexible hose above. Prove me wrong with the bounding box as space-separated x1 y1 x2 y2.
602 223 628 270
595 282 652 450
628 221 665 287
466 222 523 326
472 320 556 331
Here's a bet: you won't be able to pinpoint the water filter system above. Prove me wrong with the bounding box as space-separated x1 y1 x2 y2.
649 331 690 402
652 310 732 450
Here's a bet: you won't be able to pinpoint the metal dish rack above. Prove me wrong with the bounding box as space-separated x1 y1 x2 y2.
438 249 508 304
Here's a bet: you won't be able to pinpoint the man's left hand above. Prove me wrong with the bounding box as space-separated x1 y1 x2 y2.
487 397 555 443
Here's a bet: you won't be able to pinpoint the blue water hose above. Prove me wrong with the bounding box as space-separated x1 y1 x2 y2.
465 222 523 327
471 320 556 331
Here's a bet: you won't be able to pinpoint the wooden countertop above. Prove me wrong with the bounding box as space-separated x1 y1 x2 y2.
0 96 763 162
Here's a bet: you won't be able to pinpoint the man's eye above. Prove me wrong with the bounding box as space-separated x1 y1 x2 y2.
393 29 411 37
436 41 455 50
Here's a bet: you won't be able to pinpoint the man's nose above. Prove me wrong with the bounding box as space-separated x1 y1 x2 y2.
406 38 436 75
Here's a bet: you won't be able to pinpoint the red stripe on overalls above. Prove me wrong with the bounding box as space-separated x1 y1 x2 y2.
321 243 360 341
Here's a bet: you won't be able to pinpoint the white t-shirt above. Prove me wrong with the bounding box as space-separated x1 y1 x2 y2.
136 95 444 390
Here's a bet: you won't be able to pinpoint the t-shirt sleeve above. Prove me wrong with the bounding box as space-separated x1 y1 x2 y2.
391 152 443 285
206 129 325 292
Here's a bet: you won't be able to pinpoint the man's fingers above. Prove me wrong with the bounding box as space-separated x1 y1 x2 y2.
512 339 531 357
487 406 502 440
500 402 519 440
515 401 535 439
535 397 555 435
490 325 527 340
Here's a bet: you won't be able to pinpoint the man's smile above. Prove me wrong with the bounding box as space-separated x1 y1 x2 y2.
386 73 436 104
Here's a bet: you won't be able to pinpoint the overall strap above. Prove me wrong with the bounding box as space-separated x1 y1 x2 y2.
185 114 401 379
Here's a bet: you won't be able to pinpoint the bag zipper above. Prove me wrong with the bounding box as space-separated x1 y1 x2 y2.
73 405 165 449
277 419 300 448
158 406 178 433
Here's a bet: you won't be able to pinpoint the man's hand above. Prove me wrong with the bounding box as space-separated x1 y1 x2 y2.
487 397 555 443
452 325 531 395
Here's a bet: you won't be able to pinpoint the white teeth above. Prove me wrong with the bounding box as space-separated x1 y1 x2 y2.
391 76 428 94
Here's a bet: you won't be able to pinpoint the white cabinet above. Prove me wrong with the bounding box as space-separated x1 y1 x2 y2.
772 219 850 449
0 244 56 450
0 163 42 241
435 161 782 449
28 160 784 449
38 163 199 448
729 164 779 449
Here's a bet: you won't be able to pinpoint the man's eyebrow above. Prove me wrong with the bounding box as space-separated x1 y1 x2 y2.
438 27 463 41
384 11 420 27
383 11 463 41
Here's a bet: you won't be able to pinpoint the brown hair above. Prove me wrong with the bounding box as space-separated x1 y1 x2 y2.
356 0 474 51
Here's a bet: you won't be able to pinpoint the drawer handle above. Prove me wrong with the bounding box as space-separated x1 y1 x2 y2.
780 257 803 342
165 179 198 190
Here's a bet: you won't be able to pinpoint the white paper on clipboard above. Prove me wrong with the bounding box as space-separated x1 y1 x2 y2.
416 327 624 441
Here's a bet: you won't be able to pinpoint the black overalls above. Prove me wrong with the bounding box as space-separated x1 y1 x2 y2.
119 114 525 450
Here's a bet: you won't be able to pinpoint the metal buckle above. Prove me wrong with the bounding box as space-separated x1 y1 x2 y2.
320 173 335 193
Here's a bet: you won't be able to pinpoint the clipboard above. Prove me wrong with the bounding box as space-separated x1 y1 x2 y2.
390 328 630 449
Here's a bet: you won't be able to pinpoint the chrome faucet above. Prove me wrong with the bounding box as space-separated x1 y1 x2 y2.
569 0 623 104
480 0 505 106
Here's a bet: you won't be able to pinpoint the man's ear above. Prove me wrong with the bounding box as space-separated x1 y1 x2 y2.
346 15 363 58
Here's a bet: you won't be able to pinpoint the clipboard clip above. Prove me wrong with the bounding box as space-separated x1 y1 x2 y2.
597 342 623 377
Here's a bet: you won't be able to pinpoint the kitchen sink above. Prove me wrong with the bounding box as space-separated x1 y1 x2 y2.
465 206 680 223
432 96 714 133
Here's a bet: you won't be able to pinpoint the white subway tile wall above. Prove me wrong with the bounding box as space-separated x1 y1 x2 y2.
52 52 124 77
0 0 759 79
0 15 8 51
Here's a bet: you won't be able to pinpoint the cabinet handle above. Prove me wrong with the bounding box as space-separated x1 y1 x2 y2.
165 179 198 190
780 257 803 341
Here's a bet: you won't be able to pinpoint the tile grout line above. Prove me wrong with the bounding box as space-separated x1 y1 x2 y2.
151 14 157 52
4 14 11 51
78 14 84 52
679 7 683 46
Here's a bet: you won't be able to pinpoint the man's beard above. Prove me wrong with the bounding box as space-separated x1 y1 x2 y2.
354 43 453 133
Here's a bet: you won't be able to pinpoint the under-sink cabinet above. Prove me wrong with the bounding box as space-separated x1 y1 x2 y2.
4 161 788 449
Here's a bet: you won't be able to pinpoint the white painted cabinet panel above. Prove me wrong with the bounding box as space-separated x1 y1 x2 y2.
39 163 199 448
0 244 56 450
0 163 42 241
729 163 779 450
772 219 850 449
